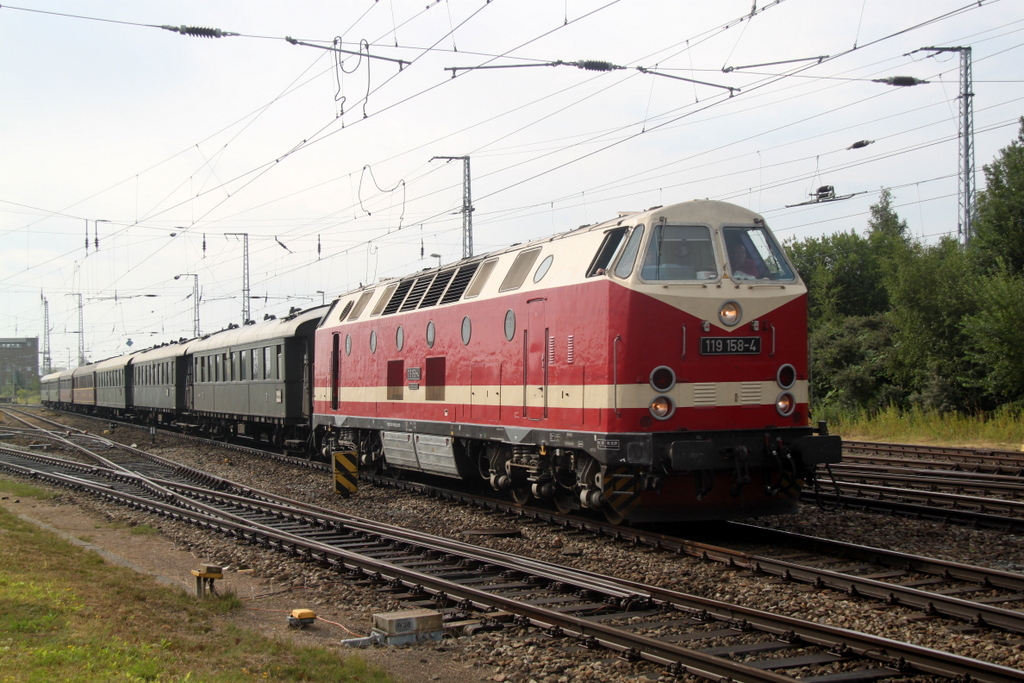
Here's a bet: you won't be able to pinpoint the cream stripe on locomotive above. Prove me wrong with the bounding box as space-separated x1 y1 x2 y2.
313 379 808 410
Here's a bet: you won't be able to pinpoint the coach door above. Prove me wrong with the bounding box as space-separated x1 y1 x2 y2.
524 298 548 420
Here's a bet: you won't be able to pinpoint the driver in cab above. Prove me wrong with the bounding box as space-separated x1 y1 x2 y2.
729 242 759 279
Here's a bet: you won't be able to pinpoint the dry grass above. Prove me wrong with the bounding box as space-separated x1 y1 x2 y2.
821 405 1024 451
0 489 393 683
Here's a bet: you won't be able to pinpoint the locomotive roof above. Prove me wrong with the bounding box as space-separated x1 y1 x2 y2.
187 305 329 353
324 199 768 304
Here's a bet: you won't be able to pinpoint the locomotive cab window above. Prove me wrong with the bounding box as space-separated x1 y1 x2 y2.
612 225 644 279
587 226 628 277
641 224 718 281
722 225 796 281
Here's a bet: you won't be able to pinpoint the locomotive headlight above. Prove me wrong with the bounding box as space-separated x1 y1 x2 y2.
775 391 796 416
649 395 675 420
718 301 742 327
649 366 676 392
776 364 796 389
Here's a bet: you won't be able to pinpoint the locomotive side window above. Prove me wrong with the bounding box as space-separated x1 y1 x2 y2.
641 224 717 281
370 284 398 317
613 225 644 278
349 290 375 320
463 259 497 299
587 226 628 276
499 248 542 292
722 226 796 281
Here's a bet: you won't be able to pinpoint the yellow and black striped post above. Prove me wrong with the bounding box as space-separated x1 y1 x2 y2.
333 446 358 497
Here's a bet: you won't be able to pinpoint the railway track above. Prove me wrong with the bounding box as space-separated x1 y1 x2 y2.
844 440 1024 473
11 407 1024 637
0 442 1020 682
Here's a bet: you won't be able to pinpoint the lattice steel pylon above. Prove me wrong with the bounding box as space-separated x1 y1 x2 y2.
430 155 474 258
41 294 51 374
921 46 975 246
226 233 250 324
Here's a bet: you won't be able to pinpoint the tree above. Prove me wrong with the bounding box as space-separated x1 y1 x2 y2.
962 269 1024 402
971 117 1024 274
886 238 988 412
786 230 887 322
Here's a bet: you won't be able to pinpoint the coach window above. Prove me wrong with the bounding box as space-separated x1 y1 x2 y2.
251 350 259 380
240 349 248 380
613 225 644 279
276 345 282 379
264 347 273 379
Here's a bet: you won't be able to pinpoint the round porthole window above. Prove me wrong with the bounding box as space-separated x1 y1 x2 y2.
345 334 352 356
504 309 516 341
533 254 554 283
426 321 436 348
369 330 377 354
396 326 404 351
461 316 472 345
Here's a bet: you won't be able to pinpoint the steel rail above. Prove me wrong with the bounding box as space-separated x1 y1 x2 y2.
844 440 1024 465
360 473 1024 634
4 447 1022 681
830 463 1024 496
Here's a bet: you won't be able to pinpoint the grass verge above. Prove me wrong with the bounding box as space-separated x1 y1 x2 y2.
0 487 392 683
818 404 1024 450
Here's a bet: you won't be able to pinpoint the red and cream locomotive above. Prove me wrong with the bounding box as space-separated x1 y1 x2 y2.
313 199 841 523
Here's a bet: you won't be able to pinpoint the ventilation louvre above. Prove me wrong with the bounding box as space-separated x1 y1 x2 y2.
440 262 480 304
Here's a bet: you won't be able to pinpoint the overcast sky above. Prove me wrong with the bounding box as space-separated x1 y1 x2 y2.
1 0 1021 369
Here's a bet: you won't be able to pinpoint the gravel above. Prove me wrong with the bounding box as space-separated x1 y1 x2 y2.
7 413 1024 681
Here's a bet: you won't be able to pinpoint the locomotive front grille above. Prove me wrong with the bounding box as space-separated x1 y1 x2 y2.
693 383 716 406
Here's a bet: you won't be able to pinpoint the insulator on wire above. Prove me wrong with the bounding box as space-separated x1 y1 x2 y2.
574 60 620 72
160 25 239 38
873 76 928 87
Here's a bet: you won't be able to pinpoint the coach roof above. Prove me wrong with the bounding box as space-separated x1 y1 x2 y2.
187 305 328 354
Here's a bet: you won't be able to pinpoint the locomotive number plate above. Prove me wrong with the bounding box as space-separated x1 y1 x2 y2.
700 337 761 355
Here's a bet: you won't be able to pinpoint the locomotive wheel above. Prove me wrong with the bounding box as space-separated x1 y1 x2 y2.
554 492 576 516
510 487 531 506
602 503 626 526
